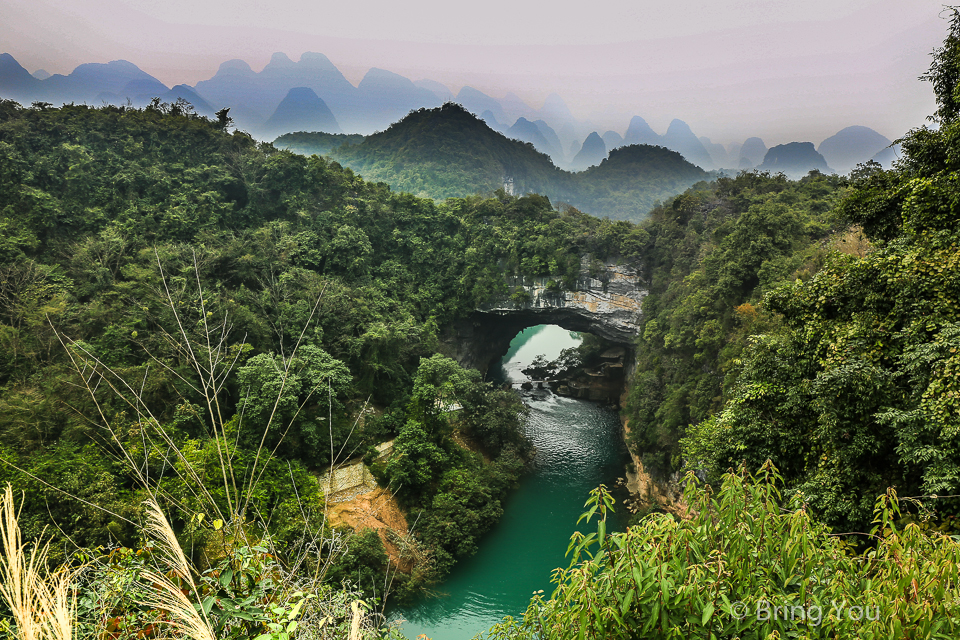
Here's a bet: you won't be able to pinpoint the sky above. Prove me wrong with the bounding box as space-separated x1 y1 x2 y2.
0 0 948 146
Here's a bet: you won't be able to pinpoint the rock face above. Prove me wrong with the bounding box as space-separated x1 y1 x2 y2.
483 258 646 341
442 257 647 373
552 347 628 403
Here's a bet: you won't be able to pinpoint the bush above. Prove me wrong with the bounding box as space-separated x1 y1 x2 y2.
488 463 960 639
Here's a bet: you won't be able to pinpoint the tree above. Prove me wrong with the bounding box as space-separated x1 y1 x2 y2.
236 344 353 466
215 107 233 132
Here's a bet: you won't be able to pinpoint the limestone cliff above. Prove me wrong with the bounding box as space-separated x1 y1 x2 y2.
481 258 646 342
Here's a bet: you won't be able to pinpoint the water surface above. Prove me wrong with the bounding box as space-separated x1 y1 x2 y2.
394 325 629 639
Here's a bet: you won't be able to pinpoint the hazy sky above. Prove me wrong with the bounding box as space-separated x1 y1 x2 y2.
0 0 947 145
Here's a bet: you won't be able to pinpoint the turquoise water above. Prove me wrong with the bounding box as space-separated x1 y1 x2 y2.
393 325 630 639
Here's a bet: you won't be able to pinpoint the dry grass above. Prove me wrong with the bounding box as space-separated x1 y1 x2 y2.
137 499 216 640
0 484 76 640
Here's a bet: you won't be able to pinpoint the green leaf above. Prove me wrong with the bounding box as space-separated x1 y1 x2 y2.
701 601 715 626
201 595 216 616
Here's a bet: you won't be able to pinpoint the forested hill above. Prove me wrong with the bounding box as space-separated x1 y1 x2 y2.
330 103 563 200
301 103 709 221
0 97 647 593
569 144 709 221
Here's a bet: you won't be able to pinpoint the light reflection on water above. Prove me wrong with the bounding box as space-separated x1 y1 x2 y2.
392 325 629 640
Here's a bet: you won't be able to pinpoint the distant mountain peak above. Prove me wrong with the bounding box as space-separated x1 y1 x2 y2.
214 59 255 77
266 52 296 68
818 125 892 175
414 79 453 102
0 52 36 87
503 92 529 107
540 92 575 125
699 136 731 169
360 67 410 85
662 119 712 169
624 116 660 146
481 110 502 129
507 116 563 161
299 52 335 67
107 60 141 71
570 131 607 171
602 130 624 152
455 86 506 123
759 141 832 178
739 137 767 168
261 86 341 138
0 52 26 70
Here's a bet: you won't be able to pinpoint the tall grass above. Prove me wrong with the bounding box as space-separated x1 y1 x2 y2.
137 499 215 640
0 484 75 640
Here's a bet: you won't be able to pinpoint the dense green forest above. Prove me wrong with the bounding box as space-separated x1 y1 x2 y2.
281 104 708 222
623 170 845 476
620 10 960 533
0 92 649 633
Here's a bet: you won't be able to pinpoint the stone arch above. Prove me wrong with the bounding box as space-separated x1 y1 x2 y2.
442 258 647 375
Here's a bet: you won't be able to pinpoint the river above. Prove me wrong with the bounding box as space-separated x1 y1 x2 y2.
393 324 631 639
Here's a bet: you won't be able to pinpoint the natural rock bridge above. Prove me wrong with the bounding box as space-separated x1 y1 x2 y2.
442 257 648 375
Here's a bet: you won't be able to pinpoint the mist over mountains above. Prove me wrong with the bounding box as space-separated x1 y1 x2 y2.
0 50 900 178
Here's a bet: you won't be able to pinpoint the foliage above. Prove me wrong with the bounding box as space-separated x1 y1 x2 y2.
272 132 366 157
330 104 564 202
72 527 385 640
0 97 628 578
319 529 390 604
568 145 709 222
624 170 845 476
236 345 353 467
380 355 530 583
487 464 960 639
